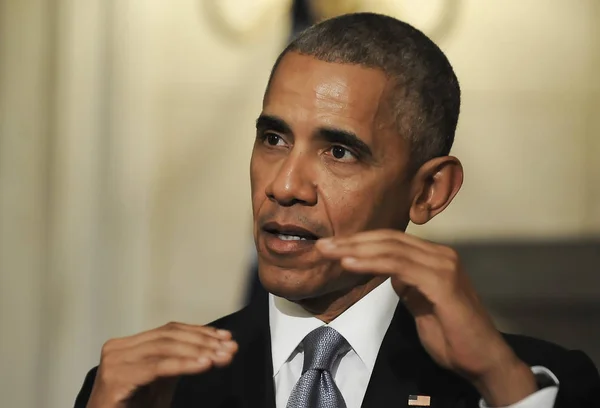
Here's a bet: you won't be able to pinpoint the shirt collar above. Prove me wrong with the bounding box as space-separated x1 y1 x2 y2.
269 279 399 376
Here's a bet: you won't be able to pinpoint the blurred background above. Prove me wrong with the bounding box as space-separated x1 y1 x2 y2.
1 0 599 407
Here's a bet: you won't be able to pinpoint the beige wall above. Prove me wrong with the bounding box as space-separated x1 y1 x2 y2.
413 0 600 240
0 1 599 407
0 2 51 408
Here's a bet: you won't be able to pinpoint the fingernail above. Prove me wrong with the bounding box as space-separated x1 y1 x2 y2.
318 238 336 248
197 357 210 365
215 350 230 357
343 257 358 264
216 329 230 337
221 340 236 349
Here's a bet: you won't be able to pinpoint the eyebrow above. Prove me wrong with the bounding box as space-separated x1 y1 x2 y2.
256 114 292 135
255 113 374 159
316 127 373 159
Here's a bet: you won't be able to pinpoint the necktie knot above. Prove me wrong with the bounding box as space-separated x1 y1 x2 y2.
301 326 351 373
286 326 350 407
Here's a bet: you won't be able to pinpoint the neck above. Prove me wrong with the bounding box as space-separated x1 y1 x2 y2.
295 276 387 323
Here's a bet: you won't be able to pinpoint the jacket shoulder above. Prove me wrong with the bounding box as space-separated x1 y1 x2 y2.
503 333 600 406
205 305 253 332
74 366 98 408
504 332 573 362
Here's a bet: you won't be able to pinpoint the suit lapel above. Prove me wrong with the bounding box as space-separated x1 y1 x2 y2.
171 290 276 408
360 303 473 408
231 289 276 408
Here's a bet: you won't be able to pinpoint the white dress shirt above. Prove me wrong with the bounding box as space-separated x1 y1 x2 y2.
268 279 558 408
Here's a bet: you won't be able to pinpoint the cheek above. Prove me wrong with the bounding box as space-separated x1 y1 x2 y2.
320 178 382 234
320 173 409 233
370 181 412 229
250 154 266 209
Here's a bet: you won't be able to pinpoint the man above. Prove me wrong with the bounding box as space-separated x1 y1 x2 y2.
75 13 600 408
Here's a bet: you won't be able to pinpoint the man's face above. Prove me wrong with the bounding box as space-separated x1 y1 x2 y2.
251 52 413 301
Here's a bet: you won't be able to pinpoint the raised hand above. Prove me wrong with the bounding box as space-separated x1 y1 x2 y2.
316 229 537 406
86 322 238 408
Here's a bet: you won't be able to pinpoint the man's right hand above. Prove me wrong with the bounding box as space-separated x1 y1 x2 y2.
86 322 238 408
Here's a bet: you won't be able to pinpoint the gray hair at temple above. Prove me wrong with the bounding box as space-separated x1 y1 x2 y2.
267 12 461 171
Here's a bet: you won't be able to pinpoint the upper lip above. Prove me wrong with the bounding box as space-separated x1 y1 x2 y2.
261 221 320 240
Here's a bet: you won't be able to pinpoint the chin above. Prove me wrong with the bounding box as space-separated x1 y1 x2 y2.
259 270 316 301
257 261 363 304
257 263 334 302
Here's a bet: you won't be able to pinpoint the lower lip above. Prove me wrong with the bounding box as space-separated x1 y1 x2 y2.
262 231 317 255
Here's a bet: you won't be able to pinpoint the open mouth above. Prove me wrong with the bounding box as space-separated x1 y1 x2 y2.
262 221 319 242
260 221 322 256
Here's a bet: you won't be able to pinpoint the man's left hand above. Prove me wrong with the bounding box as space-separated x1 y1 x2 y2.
317 229 537 406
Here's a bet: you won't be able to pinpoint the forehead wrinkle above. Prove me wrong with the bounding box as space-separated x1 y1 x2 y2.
315 79 387 138
264 54 398 152
314 79 350 103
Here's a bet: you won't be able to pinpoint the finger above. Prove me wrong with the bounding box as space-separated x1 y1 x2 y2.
341 254 409 276
318 239 448 272
146 345 236 370
117 337 237 364
341 255 433 287
317 239 424 261
342 255 454 303
318 236 458 273
107 323 232 350
319 229 437 252
157 329 236 352
147 357 215 379
171 323 233 340
209 348 238 368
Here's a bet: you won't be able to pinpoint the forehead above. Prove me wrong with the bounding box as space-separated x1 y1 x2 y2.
263 53 395 137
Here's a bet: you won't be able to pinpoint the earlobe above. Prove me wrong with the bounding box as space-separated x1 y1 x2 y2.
409 156 463 225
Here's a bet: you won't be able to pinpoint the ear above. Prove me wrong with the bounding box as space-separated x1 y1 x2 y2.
409 156 463 225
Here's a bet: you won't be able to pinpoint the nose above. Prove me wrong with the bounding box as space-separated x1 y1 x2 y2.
265 150 317 207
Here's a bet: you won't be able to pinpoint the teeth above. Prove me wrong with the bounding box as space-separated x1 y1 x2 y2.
277 234 306 241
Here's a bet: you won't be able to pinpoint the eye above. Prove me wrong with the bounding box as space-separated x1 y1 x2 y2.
328 145 356 161
263 133 286 147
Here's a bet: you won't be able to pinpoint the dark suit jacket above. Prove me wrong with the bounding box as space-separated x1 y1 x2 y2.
75 290 600 407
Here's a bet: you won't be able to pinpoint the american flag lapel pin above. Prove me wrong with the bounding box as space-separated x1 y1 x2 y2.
408 394 431 407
